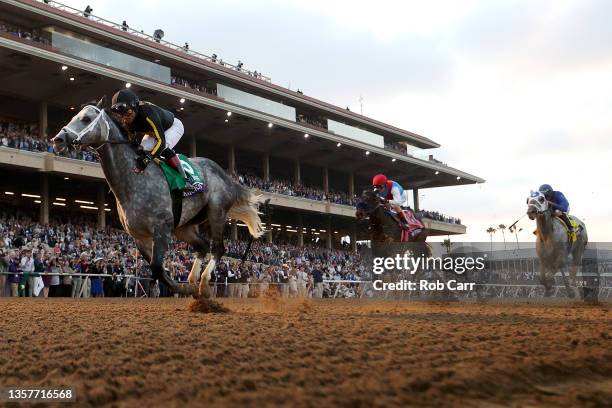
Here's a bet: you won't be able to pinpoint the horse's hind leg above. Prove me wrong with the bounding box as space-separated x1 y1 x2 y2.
174 224 210 296
198 207 227 297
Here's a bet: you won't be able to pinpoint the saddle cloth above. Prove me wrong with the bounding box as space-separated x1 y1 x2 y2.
386 208 425 242
159 154 205 198
555 215 580 243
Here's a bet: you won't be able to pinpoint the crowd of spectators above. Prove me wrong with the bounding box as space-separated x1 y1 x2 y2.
237 172 357 206
0 206 365 298
384 141 408 155
0 118 98 162
0 20 50 46
171 75 217 96
1 117 465 222
297 113 327 129
417 210 461 225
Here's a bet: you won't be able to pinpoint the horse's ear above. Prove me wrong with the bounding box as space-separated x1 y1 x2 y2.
96 95 107 109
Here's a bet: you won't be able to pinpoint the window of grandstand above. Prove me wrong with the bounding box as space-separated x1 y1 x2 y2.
44 27 172 84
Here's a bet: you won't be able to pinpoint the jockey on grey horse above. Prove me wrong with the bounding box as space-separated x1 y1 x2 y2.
109 89 199 190
52 97 265 299
537 184 575 233
527 189 587 297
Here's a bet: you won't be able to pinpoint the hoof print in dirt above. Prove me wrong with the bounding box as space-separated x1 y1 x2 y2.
189 299 230 314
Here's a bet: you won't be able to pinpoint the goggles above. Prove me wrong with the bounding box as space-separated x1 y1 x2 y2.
110 102 133 113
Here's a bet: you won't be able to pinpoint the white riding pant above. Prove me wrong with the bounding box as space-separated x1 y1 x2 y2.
140 118 184 152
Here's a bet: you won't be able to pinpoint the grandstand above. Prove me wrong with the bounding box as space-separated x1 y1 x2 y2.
0 0 484 249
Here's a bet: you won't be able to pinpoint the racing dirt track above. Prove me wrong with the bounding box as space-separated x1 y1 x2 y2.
1 298 610 407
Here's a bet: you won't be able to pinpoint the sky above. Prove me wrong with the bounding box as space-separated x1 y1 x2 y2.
57 0 612 242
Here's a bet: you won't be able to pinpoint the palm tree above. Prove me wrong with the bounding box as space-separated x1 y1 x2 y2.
498 224 507 251
486 227 496 254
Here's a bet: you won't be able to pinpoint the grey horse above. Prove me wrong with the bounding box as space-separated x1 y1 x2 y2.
52 98 265 298
526 191 587 297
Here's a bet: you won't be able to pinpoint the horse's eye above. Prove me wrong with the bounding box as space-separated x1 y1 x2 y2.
539 197 545 203
82 116 91 124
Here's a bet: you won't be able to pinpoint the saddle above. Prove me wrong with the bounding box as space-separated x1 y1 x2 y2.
158 154 205 198
555 215 580 243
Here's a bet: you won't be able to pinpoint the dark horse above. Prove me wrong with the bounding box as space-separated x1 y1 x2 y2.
355 190 429 245
356 190 431 286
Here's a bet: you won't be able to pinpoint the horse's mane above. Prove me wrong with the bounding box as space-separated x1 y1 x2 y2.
102 108 129 140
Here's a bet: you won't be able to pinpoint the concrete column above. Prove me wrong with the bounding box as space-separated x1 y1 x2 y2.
350 224 357 251
297 214 303 246
189 134 197 157
39 101 48 140
227 145 236 175
413 188 420 211
294 160 301 184
323 167 329 193
231 221 238 241
348 173 355 197
263 153 270 181
97 184 106 229
40 174 49 224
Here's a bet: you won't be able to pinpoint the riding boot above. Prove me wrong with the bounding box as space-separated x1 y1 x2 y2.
397 210 410 230
559 213 573 231
166 154 194 190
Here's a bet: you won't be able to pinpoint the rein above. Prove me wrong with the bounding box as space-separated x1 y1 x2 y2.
64 106 133 152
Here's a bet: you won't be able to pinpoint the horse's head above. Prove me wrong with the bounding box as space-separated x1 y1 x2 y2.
526 190 549 220
355 189 380 220
52 96 110 151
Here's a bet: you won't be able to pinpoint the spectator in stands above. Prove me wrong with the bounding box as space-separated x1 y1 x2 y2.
122 20 129 31
83 6 93 19
312 263 323 298
60 257 74 297
20 248 34 297
0 248 7 297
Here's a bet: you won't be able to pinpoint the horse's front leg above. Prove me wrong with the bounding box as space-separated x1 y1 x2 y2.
151 226 178 293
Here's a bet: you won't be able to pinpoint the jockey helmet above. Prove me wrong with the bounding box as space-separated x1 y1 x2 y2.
372 174 387 187
111 89 139 113
538 184 553 199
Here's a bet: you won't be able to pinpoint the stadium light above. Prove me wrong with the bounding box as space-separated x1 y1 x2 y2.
392 158 396 162
64 177 70 180
268 123 273 128
105 208 111 212
457 176 461 180
365 151 370 155
224 119 229 123
75 200 94 205
304 133 309 138
80 205 98 210
61 65 68 71
179 107 184 111
125 83 132 88
53 202 66 207
55 198 66 201
4 191 14 195
336 143 342 147
34 200 41 204
22 193 40 198
180 98 185 104
69 77 75 81
435 171 440 175
70 107 75 111
226 111 232 117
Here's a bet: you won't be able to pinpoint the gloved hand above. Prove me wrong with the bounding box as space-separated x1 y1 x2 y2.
134 155 151 173
553 209 562 216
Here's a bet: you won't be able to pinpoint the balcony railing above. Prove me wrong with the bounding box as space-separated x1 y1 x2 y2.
33 0 271 82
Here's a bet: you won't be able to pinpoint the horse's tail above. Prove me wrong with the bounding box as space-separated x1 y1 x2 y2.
228 184 266 238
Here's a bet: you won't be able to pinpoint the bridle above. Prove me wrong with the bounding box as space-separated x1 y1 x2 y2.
62 106 132 152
